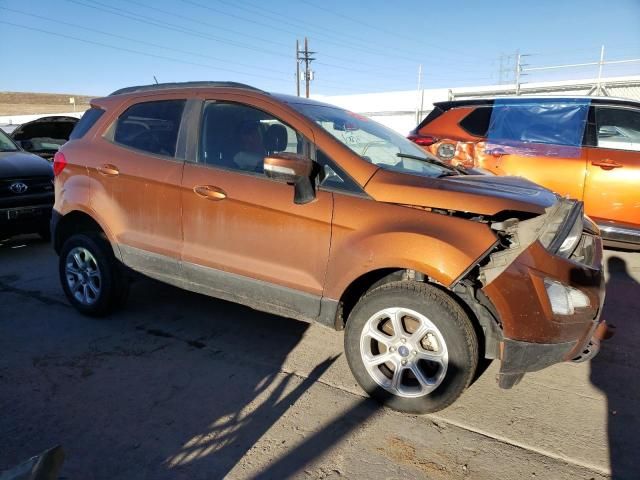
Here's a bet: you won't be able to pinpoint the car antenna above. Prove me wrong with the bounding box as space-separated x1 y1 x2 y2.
153 75 159 85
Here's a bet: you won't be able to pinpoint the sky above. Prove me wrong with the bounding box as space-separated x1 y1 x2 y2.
0 0 639 97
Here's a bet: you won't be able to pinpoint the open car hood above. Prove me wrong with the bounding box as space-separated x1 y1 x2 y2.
365 169 559 216
11 116 78 160
11 116 78 142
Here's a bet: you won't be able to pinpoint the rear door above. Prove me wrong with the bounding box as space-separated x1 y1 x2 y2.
180 94 333 320
584 104 640 231
479 100 589 201
88 97 187 278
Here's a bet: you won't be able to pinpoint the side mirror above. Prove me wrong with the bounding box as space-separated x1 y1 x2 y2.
264 153 316 204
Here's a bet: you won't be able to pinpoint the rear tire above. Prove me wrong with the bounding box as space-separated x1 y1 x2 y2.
59 233 129 316
344 281 478 414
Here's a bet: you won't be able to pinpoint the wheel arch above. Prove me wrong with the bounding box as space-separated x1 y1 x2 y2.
334 267 500 361
53 209 121 260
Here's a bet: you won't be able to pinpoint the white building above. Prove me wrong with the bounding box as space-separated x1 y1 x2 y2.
314 75 640 135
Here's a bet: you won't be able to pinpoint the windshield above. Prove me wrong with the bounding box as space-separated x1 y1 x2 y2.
0 128 19 152
289 102 456 178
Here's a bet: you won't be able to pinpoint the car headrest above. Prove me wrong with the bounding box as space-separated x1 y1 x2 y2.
264 124 288 153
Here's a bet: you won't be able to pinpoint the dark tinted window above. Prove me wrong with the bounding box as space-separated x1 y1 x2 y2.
114 100 185 157
459 107 491 136
316 149 363 194
200 102 303 174
70 108 104 140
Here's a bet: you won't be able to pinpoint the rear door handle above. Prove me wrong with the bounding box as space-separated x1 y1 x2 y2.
193 185 227 201
592 159 623 170
97 164 120 176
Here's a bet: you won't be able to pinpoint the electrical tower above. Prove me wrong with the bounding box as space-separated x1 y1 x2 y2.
296 37 315 98
498 52 518 84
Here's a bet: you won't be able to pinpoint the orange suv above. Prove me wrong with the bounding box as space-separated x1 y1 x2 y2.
52 82 607 413
409 96 640 248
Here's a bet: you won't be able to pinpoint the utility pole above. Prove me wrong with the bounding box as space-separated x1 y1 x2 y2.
295 39 300 97
297 37 315 98
415 64 424 124
515 52 531 95
515 50 522 95
596 45 605 95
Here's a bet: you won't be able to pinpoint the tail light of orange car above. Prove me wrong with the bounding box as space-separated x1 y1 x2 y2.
407 134 437 146
53 151 67 176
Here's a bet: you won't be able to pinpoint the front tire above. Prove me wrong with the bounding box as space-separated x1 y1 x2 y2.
344 281 478 414
59 233 128 316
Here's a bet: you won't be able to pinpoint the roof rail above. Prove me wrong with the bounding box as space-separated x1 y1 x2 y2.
109 81 265 96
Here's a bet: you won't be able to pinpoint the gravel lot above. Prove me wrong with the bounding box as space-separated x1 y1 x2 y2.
1 236 638 479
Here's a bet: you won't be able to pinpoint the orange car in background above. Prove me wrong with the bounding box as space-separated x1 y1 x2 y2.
409 97 640 248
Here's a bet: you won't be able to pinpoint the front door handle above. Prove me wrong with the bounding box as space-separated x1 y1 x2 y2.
592 159 623 170
97 164 120 176
193 185 227 201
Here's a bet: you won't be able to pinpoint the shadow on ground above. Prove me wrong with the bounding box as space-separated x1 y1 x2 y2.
0 236 381 479
590 254 640 479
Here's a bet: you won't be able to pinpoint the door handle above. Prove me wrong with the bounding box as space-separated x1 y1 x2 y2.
592 159 623 170
193 185 227 201
97 164 120 176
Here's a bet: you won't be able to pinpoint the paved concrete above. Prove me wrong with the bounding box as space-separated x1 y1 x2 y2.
0 236 638 479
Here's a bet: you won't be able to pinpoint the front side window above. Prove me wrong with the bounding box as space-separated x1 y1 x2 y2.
596 107 640 152
287 102 456 179
200 101 303 174
0 129 18 152
113 100 185 157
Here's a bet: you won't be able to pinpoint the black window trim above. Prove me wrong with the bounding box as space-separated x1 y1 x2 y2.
312 145 368 197
104 98 188 162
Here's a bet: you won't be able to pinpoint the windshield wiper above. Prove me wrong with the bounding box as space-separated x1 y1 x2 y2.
396 153 465 175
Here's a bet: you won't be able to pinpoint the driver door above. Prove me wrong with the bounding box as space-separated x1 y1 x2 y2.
180 96 333 320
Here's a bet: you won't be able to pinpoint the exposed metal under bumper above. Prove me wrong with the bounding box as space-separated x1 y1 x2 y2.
599 224 640 245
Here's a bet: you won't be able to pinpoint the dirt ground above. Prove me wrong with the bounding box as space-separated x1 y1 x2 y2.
0 237 638 479
0 92 92 116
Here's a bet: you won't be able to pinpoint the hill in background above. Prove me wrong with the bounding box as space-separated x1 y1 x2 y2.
0 92 93 116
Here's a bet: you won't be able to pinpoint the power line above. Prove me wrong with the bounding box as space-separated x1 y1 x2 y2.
0 20 291 84
0 6 292 80
124 0 291 50
218 0 482 68
297 0 494 61
67 0 288 59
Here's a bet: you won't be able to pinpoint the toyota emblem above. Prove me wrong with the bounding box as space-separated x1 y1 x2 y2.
9 182 28 194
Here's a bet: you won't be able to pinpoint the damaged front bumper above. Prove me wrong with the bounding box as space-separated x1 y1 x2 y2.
477 199 609 388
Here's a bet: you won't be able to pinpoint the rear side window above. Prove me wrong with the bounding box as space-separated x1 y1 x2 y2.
459 107 492 137
113 100 185 157
595 106 640 152
69 107 104 140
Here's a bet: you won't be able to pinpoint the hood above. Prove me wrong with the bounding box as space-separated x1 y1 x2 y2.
365 169 558 216
11 116 78 141
0 151 54 178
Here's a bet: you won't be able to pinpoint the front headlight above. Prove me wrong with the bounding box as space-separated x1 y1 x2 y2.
539 200 584 259
557 215 583 257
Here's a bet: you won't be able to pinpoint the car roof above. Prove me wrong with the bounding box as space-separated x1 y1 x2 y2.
100 82 344 112
109 81 266 96
434 95 640 111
